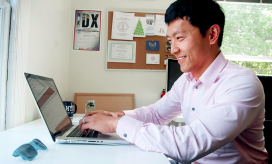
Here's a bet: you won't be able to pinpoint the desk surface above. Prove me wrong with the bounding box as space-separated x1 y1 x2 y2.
0 115 170 164
173 114 184 123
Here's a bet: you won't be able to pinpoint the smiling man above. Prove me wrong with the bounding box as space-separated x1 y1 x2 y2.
79 0 268 163
166 16 221 81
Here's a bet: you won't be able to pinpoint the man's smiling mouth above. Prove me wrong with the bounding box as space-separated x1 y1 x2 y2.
178 56 187 62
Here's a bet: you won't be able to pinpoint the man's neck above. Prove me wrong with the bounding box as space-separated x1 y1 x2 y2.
193 49 221 81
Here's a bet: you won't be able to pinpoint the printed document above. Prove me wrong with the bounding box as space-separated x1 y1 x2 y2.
111 11 135 40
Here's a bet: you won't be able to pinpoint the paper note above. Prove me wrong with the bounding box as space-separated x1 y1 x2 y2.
146 54 160 64
146 41 159 51
108 40 136 63
111 11 135 40
154 15 167 36
133 17 146 37
146 15 155 36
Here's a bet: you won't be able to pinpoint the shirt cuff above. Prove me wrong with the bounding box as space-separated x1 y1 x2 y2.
116 116 143 143
123 110 139 120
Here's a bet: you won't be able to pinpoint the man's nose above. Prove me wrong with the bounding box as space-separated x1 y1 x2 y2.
171 41 180 55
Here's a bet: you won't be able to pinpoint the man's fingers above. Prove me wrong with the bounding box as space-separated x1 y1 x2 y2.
85 111 94 117
79 114 118 134
117 111 125 117
85 110 97 117
80 122 89 134
85 110 104 117
85 110 122 118
79 117 86 130
79 118 82 129
79 117 89 133
103 111 117 117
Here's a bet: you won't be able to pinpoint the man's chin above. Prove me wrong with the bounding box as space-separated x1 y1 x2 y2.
179 67 189 73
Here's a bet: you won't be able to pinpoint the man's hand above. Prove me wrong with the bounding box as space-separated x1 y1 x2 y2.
79 114 119 134
85 110 125 118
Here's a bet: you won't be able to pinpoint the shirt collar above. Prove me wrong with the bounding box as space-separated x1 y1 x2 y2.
185 51 228 88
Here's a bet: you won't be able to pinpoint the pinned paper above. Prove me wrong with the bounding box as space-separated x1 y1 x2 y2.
146 54 160 64
166 41 171 52
133 17 146 37
154 15 167 36
146 15 155 36
112 11 135 40
146 41 159 51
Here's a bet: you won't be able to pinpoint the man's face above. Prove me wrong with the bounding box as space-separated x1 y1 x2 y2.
167 17 211 78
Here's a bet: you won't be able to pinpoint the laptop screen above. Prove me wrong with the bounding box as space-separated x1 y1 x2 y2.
24 73 72 139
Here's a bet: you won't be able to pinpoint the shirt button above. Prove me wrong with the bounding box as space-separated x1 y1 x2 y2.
192 108 195 111
123 133 127 137
195 86 198 89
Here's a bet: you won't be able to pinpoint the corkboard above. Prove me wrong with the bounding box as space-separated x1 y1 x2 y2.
107 11 172 70
74 93 135 114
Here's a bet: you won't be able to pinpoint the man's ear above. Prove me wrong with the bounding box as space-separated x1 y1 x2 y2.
209 24 220 45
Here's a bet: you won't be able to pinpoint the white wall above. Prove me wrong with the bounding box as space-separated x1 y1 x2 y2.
22 0 175 123
24 0 71 123
68 0 175 108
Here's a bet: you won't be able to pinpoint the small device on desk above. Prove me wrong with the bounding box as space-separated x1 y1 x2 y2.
85 100 96 114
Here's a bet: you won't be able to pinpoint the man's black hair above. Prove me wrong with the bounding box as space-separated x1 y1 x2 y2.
165 0 225 47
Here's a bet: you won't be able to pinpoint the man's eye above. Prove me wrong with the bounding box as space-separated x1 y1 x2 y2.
177 37 183 40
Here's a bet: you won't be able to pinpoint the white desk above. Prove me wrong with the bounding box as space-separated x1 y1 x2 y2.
0 116 170 164
173 114 185 126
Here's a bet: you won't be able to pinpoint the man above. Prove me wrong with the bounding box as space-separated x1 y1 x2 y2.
77 13 81 26
79 0 268 163
82 14 86 27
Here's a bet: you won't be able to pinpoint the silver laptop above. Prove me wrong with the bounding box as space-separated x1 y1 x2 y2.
24 73 129 145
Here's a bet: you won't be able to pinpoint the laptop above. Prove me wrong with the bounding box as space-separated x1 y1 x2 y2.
24 73 129 145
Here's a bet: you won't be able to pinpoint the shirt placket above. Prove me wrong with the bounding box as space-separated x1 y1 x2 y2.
188 80 202 124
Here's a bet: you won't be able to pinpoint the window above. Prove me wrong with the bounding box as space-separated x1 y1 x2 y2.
232 61 272 75
219 2 272 75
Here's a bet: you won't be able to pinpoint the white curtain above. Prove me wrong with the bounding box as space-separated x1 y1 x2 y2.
0 1 10 132
5 0 27 130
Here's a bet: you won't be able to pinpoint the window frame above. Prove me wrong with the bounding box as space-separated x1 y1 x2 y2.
217 1 272 75
0 1 10 132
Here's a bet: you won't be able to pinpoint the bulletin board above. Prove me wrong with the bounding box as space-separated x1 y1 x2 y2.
107 11 173 71
74 93 135 113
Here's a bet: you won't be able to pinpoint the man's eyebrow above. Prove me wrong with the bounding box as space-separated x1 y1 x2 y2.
173 31 184 36
166 30 185 38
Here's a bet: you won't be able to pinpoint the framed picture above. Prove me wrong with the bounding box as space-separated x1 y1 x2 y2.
73 10 101 51
107 40 136 63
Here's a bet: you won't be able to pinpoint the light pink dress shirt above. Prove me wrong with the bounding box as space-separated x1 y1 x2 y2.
116 52 268 163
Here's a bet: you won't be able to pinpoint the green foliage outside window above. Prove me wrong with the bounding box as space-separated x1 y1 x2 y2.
231 61 272 75
220 3 272 57
218 2 272 75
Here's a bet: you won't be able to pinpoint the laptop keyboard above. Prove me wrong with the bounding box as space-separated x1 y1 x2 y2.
67 125 98 138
